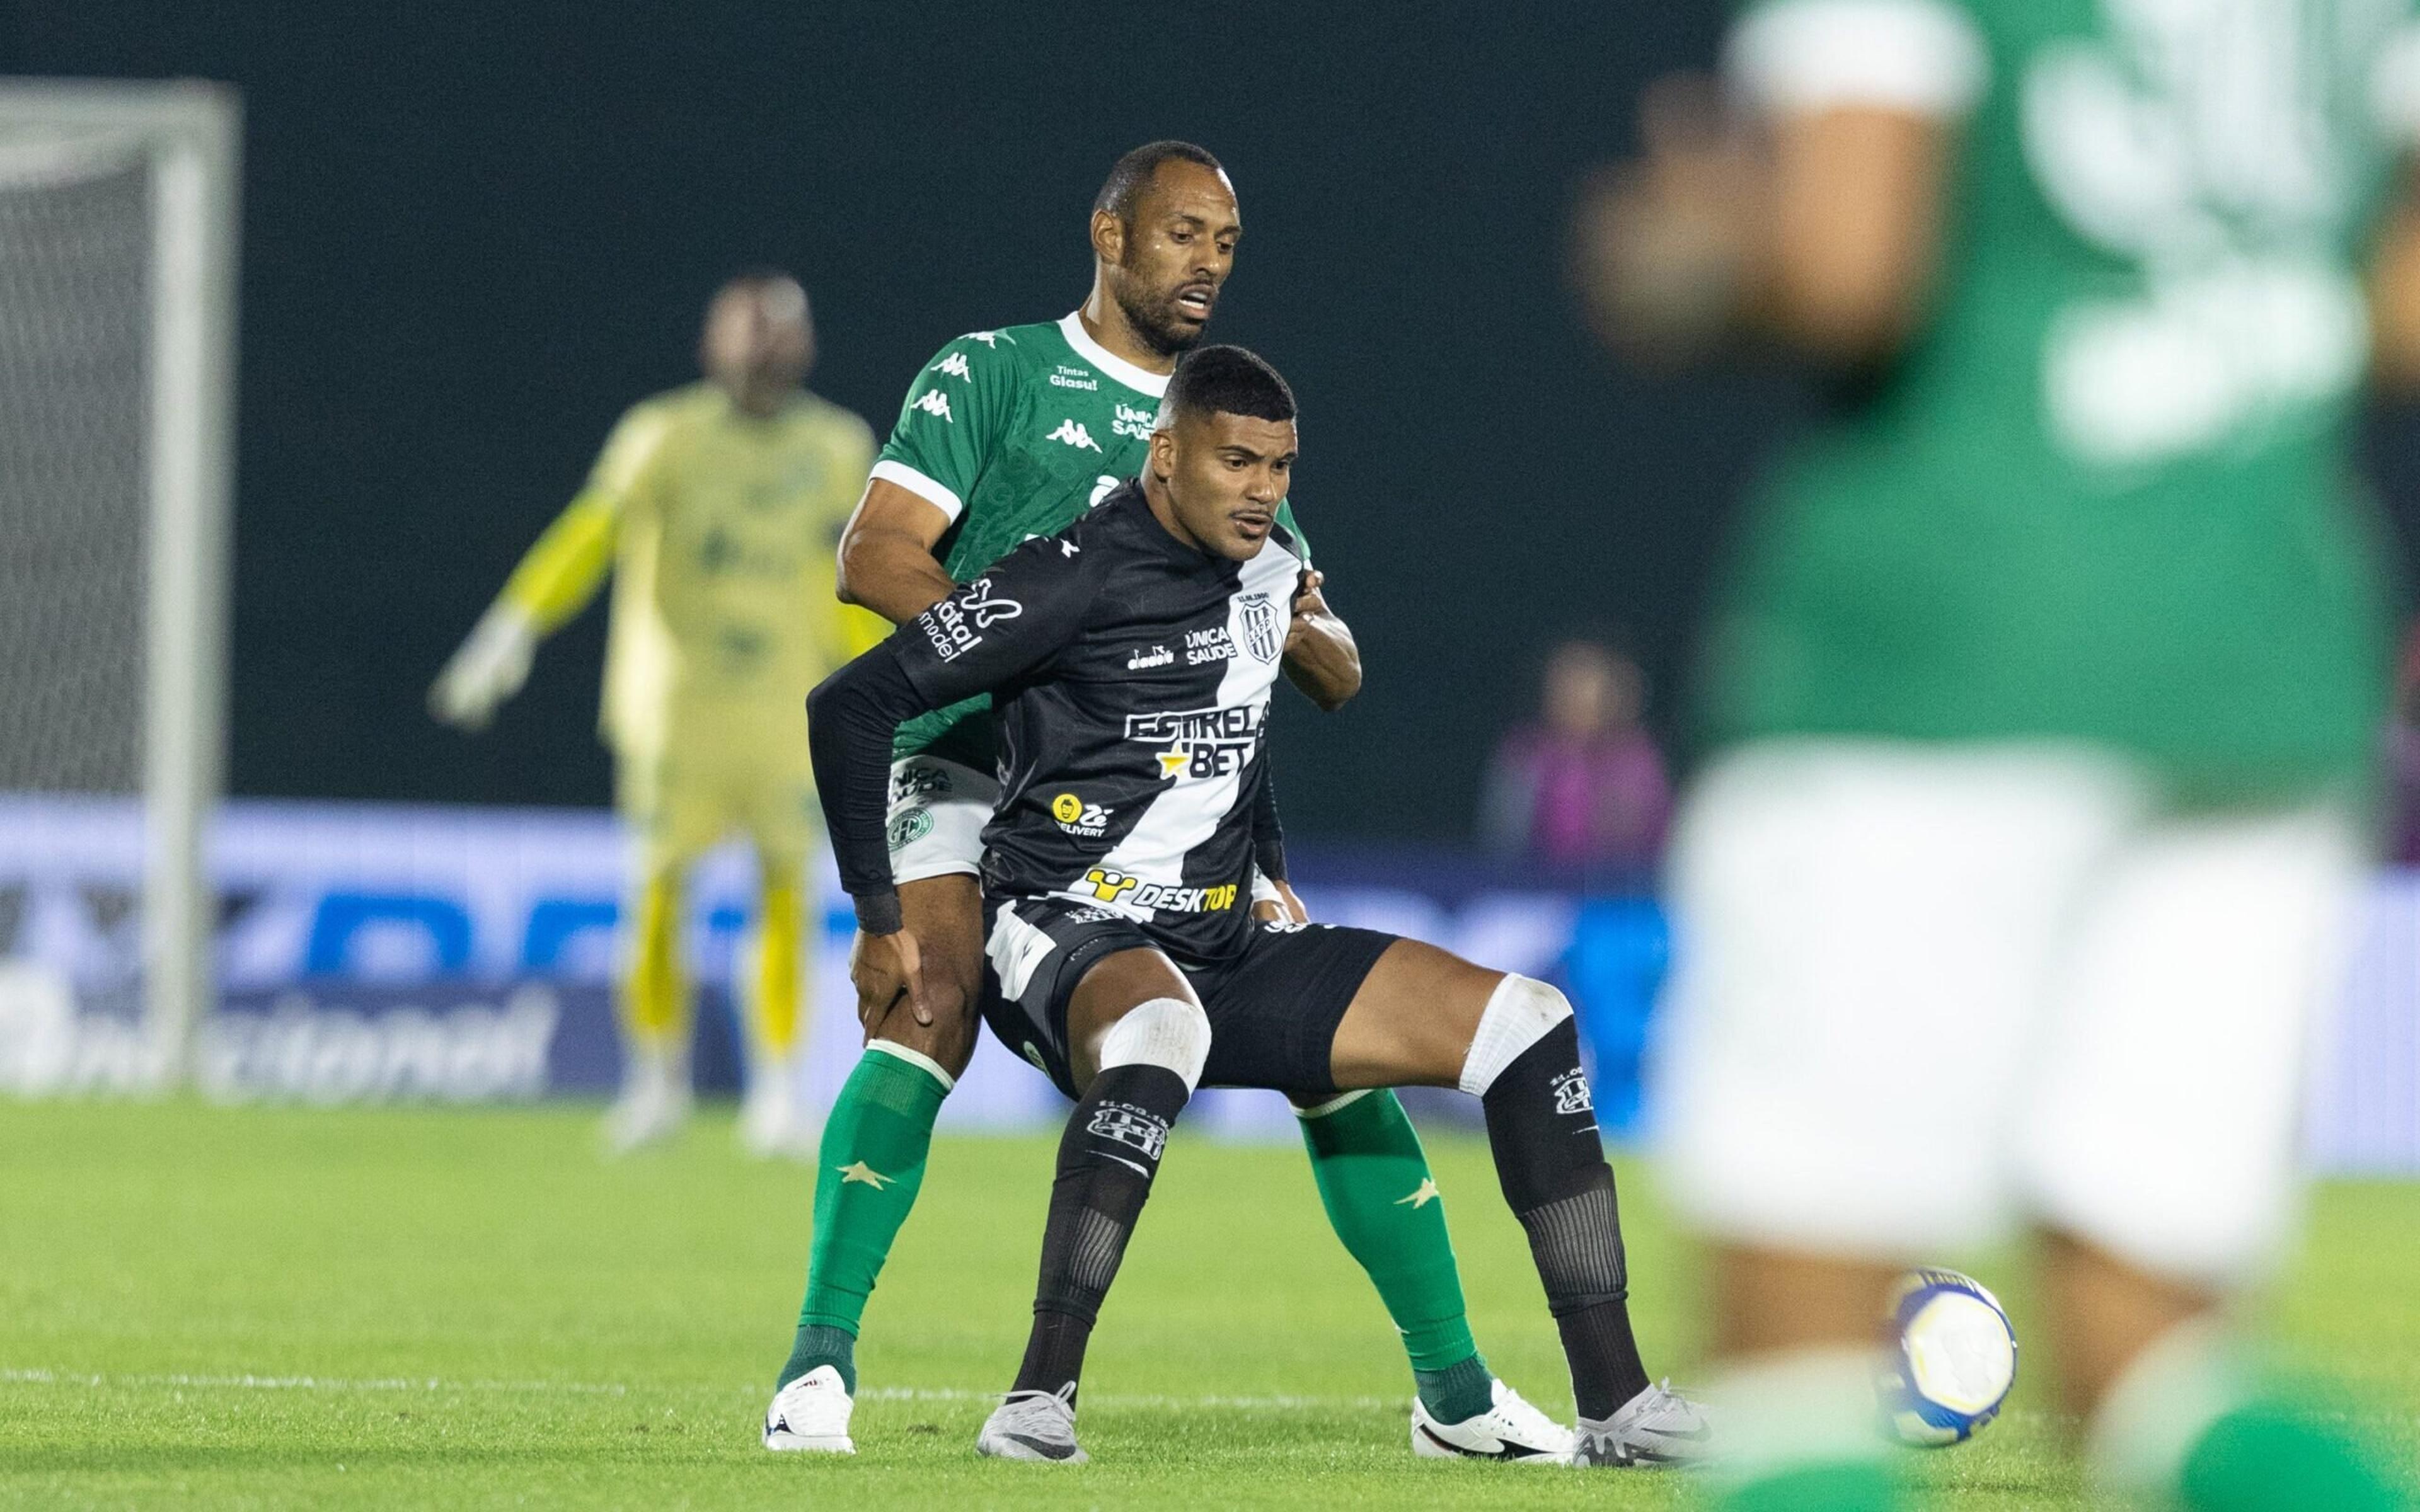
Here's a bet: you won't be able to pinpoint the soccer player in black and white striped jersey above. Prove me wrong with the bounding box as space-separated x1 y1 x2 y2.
804 346 1710 1468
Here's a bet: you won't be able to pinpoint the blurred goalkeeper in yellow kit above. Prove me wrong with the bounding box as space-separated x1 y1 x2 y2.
430 271 880 1156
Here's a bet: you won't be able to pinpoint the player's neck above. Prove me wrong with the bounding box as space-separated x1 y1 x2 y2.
1077 284 1178 376
1141 474 1210 556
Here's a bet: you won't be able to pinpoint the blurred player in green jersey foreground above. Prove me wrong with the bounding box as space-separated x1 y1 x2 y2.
764 143 1589 1465
431 273 882 1158
1579 1 2420 1508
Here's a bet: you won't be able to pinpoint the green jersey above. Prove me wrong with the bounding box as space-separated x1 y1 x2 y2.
870 312 1306 767
1709 0 2414 798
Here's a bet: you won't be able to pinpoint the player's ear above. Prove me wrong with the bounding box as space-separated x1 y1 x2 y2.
1146 425 1175 481
1090 208 1125 267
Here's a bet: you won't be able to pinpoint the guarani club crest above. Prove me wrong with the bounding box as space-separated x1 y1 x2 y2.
1236 592 1280 663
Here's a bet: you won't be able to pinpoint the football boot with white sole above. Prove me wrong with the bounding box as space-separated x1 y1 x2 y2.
1410 1377 1576 1463
763 1365 855 1453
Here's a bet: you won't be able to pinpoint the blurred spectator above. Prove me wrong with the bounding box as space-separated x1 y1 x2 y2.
1480 640 1669 871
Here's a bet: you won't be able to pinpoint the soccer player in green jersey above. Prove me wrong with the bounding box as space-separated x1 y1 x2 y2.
1579 3 2420 1508
763 143 1580 1460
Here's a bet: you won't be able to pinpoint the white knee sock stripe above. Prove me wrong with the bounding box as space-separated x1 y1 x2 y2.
1293 1088 1375 1120
866 1039 956 1092
1458 975 1572 1097
1098 997 1211 1093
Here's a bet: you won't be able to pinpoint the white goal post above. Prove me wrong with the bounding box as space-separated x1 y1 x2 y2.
0 80 239 1089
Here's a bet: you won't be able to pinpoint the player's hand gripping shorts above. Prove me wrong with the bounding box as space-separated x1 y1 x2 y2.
979 896 1398 1101
1655 740 2361 1288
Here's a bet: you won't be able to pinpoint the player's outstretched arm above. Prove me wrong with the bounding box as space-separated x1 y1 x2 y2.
836 478 959 624
1281 569 1361 711
427 488 621 730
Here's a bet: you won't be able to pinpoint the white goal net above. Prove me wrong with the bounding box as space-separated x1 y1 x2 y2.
0 81 238 1091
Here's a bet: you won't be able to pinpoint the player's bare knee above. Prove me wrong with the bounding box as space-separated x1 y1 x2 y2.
1097 996 1211 1094
1458 974 1574 1097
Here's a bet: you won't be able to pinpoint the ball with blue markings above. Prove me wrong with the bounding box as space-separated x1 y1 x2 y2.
1879 1268 2017 1447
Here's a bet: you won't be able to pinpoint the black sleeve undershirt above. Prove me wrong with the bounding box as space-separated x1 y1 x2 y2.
805 643 930 934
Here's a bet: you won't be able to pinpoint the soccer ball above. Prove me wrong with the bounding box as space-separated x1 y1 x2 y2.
1877 1268 2017 1447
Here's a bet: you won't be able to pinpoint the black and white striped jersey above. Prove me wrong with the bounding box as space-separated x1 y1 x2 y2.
811 481 1302 966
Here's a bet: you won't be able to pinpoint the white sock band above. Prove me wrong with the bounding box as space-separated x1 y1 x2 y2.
1098 996 1211 1094
867 1038 955 1092
1294 1088 1375 1120
1458 974 1572 1096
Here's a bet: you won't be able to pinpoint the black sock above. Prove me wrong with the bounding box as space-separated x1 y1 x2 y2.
1480 1020 1651 1421
1011 1062 1191 1404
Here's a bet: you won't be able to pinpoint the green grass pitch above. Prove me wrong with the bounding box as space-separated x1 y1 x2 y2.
2 1099 2414 1509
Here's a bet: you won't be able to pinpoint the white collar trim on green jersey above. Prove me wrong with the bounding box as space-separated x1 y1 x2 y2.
1059 312 1170 398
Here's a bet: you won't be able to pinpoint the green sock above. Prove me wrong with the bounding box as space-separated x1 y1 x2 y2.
2180 1399 2407 1512
778 1043 951 1391
1298 1089 1490 1423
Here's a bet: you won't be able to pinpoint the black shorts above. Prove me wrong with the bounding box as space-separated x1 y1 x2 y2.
979 896 1400 1102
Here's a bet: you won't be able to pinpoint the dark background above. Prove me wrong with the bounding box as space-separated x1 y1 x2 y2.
7 2 2414 839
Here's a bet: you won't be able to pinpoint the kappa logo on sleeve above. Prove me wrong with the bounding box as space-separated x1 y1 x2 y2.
933 352 972 380
912 390 954 422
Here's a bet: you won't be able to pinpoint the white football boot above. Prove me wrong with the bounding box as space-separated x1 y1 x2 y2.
1573 1379 1716 1467
739 1058 819 1160
1410 1377 1576 1463
974 1383 1086 1463
763 1365 855 1453
601 1043 690 1155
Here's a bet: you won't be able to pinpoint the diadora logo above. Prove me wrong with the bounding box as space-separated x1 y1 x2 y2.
1046 419 1102 450
1236 592 1281 663
1126 644 1173 671
1112 402 1157 442
913 390 954 421
1088 474 1120 507
933 352 972 380
1088 1102 1170 1162
1048 364 1100 392
1552 1068 1594 1116
1049 792 1114 838
1082 868 1141 903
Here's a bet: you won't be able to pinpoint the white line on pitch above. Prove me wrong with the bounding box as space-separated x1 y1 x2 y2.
0 1367 1394 1412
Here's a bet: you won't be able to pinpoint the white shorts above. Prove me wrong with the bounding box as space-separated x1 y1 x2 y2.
885 755 1000 886
1656 740 2361 1288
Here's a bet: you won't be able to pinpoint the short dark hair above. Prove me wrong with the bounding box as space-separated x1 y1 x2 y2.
1165 344 1296 424
1094 140 1224 222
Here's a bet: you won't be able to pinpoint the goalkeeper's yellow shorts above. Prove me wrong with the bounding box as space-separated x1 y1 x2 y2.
617 722 819 878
